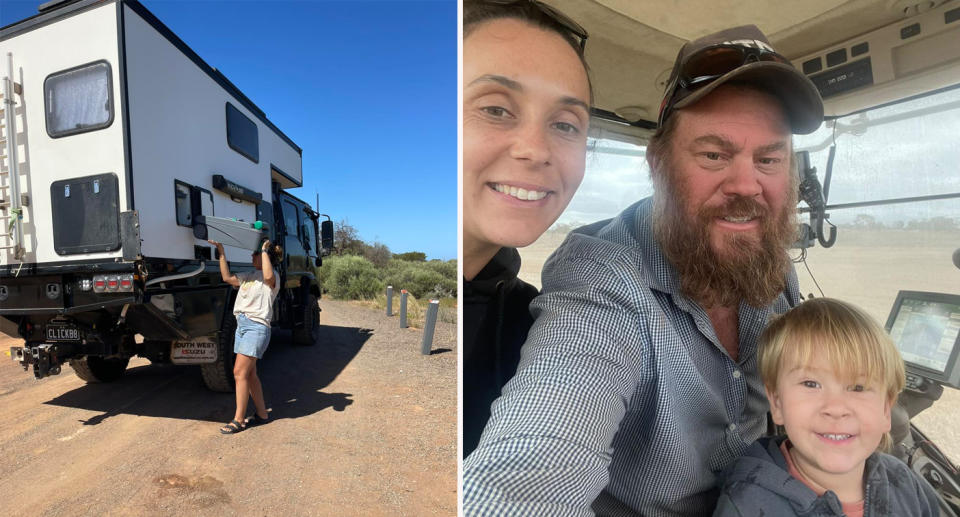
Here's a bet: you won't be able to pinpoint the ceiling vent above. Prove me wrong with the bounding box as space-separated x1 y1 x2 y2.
888 0 951 16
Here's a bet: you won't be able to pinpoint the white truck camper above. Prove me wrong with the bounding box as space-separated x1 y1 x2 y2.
0 0 333 391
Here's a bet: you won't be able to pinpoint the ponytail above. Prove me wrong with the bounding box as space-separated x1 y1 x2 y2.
268 243 283 263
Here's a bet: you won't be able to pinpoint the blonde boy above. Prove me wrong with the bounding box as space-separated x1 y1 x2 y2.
714 298 939 517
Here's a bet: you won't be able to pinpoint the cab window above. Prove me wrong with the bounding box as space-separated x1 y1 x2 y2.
282 201 299 237
518 135 651 288
793 86 960 323
302 214 317 253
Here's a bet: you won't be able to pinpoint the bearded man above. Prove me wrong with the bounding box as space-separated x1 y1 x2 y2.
463 26 824 517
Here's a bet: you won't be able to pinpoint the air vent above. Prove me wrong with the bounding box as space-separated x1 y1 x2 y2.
888 0 950 16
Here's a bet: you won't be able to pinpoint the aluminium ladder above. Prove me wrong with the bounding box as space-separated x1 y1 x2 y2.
1 51 25 261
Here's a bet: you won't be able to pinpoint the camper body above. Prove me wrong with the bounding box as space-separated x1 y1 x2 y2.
0 0 331 391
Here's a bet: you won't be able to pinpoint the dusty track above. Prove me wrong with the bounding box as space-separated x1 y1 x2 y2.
0 300 456 516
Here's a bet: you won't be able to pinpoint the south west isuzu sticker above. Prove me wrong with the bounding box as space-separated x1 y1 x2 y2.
170 339 217 364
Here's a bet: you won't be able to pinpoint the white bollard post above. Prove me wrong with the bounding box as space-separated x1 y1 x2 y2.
386 286 393 316
420 300 440 355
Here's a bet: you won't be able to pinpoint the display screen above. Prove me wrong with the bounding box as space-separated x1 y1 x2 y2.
888 297 960 373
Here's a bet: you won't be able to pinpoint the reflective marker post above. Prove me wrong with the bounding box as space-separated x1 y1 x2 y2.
386 286 393 316
420 299 440 355
399 289 408 328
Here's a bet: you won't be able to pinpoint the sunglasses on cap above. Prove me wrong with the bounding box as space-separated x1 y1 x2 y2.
658 44 792 127
482 0 589 51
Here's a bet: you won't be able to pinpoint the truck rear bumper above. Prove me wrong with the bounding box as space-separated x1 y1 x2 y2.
0 273 136 315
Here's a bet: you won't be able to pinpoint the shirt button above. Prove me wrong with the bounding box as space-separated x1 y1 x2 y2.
733 370 741 379
728 423 737 432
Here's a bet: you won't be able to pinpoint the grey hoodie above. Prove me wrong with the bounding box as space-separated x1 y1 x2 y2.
713 436 940 517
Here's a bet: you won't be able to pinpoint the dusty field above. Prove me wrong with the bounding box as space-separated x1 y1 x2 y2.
0 300 456 517
518 227 960 464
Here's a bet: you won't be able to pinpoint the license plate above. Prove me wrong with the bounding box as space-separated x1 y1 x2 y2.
46 324 81 342
170 339 218 364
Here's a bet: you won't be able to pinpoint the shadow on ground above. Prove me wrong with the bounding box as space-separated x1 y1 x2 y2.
43 324 372 425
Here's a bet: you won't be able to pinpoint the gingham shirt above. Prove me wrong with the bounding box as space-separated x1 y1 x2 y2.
463 198 800 517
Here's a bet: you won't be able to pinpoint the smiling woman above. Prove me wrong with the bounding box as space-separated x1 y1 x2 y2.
461 0 591 458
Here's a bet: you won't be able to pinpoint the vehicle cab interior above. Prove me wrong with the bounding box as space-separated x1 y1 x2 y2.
523 1 960 513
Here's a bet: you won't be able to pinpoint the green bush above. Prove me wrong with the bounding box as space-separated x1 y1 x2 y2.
382 258 456 299
423 259 456 279
393 251 426 262
321 255 383 300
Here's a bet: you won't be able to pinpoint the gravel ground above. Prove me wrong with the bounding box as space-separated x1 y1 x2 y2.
0 299 456 516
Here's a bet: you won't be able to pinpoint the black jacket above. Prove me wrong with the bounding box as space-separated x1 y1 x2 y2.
714 436 940 516
463 247 539 458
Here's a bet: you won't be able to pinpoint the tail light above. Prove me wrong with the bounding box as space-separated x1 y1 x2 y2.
92 273 135 293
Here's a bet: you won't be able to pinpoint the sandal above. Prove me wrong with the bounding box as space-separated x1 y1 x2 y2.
219 419 245 434
246 413 269 427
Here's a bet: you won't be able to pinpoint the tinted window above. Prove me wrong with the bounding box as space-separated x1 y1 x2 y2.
282 201 299 237
302 213 317 253
44 61 113 138
226 102 259 162
175 181 192 226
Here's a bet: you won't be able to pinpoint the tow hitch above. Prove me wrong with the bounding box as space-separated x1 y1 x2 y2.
10 345 63 379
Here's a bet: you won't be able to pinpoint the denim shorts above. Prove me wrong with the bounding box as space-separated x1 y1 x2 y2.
234 313 271 359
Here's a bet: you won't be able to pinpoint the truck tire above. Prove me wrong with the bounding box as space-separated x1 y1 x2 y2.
201 313 237 392
294 294 319 346
69 356 130 383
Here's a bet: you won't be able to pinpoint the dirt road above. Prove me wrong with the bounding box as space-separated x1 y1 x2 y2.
0 300 456 517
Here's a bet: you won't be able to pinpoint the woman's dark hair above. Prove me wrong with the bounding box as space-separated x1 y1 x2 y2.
464 0 593 104
267 243 283 264
256 241 283 264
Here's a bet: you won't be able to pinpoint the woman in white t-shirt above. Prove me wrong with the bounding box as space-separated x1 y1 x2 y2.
208 238 282 434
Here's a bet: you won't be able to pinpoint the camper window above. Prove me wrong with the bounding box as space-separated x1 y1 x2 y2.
174 181 192 226
226 102 260 163
44 60 114 138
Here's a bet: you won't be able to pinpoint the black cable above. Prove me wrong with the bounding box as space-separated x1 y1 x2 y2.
816 213 838 248
791 247 806 264
801 251 825 298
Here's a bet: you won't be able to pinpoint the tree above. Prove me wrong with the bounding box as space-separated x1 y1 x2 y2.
852 214 880 229
334 219 365 256
363 241 392 268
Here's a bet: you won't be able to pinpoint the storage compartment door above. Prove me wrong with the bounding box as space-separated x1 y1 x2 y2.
50 173 121 255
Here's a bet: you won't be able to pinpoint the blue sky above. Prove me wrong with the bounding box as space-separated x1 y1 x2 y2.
1 0 457 260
